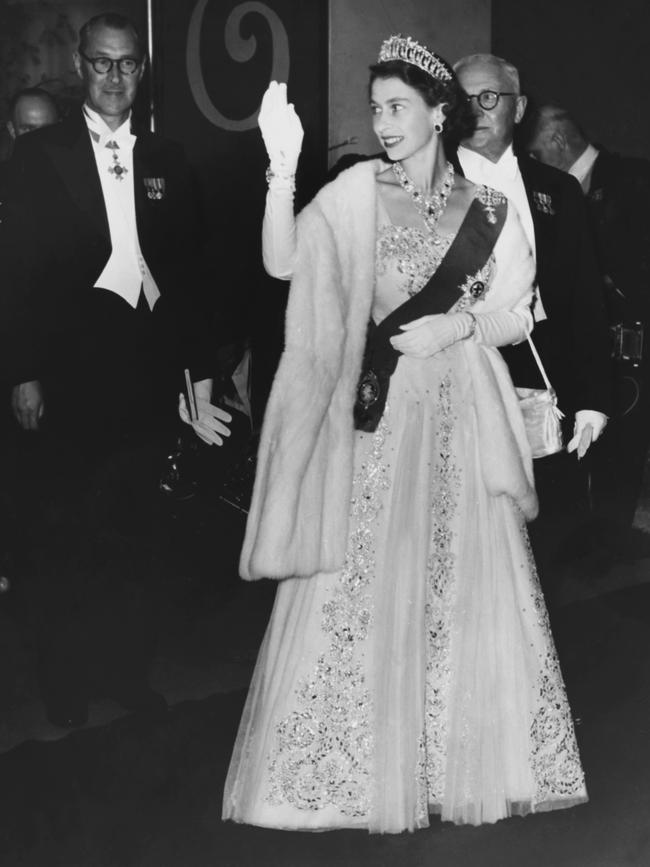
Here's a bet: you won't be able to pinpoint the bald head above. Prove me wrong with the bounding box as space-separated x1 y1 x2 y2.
453 53 527 162
8 88 60 140
527 105 589 172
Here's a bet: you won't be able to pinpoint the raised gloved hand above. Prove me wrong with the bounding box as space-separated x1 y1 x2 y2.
567 409 607 459
390 313 473 359
258 81 304 177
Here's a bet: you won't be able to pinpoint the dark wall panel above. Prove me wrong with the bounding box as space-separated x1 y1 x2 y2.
153 0 328 418
493 0 650 158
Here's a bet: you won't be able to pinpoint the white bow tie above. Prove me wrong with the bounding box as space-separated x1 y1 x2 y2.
83 107 135 151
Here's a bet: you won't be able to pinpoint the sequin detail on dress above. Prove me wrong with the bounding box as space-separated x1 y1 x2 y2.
523 524 587 805
376 225 452 297
265 420 391 816
419 374 461 809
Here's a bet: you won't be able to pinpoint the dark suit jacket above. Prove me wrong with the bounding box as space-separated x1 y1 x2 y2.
2 109 213 426
587 149 650 325
493 156 612 419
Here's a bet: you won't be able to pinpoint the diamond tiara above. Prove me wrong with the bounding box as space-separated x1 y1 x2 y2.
377 34 453 83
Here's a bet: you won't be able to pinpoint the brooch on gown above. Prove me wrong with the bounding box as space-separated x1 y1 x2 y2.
475 185 506 224
357 369 380 408
144 177 166 200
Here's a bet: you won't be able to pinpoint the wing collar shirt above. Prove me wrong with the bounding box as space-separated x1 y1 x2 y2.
83 105 160 309
458 144 547 321
568 143 599 193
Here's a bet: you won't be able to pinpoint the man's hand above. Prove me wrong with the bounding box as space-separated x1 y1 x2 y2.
11 380 44 430
567 409 607 459
178 378 231 446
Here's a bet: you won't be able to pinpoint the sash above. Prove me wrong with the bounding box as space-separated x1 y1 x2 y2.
354 194 507 431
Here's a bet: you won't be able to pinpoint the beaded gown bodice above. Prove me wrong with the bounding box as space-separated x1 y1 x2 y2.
373 192 453 323
373 190 495 324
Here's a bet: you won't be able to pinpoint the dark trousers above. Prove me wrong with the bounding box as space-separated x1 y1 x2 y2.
527 448 590 604
15 289 189 707
21 433 177 704
589 360 650 536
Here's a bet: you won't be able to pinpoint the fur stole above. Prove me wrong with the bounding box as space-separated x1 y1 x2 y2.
239 161 380 580
240 162 537 581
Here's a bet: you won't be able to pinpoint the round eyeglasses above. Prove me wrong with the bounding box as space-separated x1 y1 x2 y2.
465 90 517 111
79 50 142 75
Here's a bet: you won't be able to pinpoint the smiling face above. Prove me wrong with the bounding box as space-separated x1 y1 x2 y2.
456 58 526 162
370 76 442 162
73 25 144 130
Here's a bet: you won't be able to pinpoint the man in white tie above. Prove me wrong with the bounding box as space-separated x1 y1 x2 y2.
453 53 612 581
3 13 230 727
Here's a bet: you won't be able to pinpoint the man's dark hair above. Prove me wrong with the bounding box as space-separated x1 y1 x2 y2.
8 87 59 119
368 60 476 147
79 13 144 58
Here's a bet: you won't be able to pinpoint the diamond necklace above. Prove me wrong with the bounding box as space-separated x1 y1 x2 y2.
391 161 455 233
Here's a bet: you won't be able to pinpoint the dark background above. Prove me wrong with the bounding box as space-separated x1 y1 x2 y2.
493 0 650 159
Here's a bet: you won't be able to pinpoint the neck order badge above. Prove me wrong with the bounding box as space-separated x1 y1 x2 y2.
106 140 128 180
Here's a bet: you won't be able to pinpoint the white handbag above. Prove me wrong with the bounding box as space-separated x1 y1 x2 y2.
515 336 565 459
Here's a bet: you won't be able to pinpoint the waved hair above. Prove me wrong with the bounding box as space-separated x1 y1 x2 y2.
368 59 476 147
79 13 144 58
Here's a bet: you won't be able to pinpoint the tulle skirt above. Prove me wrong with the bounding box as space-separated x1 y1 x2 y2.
222 350 587 832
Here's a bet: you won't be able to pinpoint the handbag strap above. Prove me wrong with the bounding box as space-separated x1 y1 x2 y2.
526 334 554 391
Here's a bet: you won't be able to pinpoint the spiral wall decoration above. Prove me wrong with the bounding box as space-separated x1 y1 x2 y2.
186 0 290 132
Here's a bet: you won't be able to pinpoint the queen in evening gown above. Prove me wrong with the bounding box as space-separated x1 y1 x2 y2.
222 36 587 833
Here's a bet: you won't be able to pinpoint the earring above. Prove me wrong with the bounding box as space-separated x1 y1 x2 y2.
434 121 443 134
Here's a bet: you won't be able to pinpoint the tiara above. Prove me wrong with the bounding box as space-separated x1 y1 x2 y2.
378 34 453 83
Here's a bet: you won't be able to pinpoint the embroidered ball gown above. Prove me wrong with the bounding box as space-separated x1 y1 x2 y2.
222 182 587 833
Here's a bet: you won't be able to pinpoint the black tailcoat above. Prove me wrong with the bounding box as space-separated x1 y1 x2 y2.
582 149 650 532
3 108 213 437
587 149 650 325
0 110 219 706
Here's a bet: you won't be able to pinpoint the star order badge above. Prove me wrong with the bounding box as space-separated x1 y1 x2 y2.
105 141 128 181
144 177 166 200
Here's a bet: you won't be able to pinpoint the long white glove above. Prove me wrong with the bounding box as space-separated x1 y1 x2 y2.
390 313 473 358
259 82 303 280
258 81 303 181
469 308 531 347
389 306 532 359
567 409 608 459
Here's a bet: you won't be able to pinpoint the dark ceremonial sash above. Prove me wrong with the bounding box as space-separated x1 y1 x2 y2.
354 194 507 431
